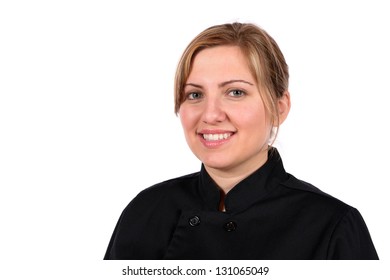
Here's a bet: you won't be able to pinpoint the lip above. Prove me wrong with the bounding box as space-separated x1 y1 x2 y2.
197 129 236 149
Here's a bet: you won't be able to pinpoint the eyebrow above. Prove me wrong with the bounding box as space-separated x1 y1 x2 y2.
184 79 254 89
219 79 254 87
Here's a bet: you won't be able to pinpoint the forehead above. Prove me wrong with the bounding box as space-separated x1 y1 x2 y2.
188 46 253 82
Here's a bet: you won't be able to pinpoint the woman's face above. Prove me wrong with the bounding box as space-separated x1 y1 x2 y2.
179 46 273 173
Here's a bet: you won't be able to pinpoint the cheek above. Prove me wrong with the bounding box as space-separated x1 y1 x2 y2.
234 104 271 135
179 106 198 133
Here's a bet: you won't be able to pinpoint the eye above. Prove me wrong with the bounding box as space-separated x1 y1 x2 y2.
227 89 246 97
186 92 203 100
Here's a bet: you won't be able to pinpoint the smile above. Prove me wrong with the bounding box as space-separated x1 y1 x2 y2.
202 133 233 141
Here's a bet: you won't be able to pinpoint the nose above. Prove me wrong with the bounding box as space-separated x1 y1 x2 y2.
201 98 226 124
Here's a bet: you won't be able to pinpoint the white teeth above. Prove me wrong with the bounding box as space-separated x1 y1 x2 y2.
202 133 232 141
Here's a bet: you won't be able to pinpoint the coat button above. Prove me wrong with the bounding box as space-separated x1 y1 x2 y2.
189 216 201 226
224 221 237 232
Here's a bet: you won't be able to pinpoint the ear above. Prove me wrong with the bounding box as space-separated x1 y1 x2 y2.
274 91 291 125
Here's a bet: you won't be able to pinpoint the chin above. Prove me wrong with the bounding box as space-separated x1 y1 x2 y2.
200 157 235 170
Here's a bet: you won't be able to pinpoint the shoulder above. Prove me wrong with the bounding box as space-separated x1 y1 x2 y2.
123 171 201 215
138 171 200 199
279 173 352 214
327 206 379 259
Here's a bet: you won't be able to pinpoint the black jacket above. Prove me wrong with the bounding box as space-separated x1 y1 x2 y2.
104 149 378 260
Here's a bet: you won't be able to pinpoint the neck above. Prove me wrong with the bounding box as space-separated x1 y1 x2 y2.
204 149 269 194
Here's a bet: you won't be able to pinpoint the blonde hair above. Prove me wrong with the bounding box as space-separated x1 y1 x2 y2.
174 22 289 140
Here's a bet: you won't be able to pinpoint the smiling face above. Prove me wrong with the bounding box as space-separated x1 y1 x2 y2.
179 46 273 174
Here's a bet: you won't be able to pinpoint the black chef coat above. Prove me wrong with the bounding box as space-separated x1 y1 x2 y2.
104 148 378 260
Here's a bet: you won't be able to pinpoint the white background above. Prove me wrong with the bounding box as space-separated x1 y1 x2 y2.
1 0 389 279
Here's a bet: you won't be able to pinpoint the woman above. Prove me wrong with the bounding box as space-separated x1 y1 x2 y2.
104 22 378 259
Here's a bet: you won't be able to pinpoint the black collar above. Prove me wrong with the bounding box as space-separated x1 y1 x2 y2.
198 148 288 213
